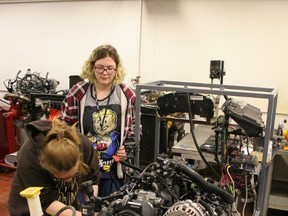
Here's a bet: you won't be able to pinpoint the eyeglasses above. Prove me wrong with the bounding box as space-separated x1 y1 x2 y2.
53 172 81 181
94 65 116 75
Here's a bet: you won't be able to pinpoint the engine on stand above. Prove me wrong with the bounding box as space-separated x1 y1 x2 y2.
2 69 62 119
0 69 63 169
80 157 234 216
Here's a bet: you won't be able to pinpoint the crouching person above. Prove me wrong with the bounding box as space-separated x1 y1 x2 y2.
8 119 100 216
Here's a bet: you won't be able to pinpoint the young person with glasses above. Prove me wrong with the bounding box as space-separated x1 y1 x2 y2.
59 44 137 197
8 119 100 216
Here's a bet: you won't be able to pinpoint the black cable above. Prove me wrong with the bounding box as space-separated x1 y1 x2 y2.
55 205 76 216
158 176 179 201
186 93 220 178
120 159 144 172
246 136 250 155
199 199 214 216
175 162 234 204
223 206 232 216
221 105 230 164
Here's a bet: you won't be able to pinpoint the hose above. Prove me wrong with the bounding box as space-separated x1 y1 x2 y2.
55 206 76 216
175 162 234 204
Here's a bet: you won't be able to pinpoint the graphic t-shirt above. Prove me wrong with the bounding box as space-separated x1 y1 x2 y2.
55 178 78 206
83 85 121 175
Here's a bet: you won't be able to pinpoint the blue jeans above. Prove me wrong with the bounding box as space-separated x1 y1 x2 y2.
98 167 124 197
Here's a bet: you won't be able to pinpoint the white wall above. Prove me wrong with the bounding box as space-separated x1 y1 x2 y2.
140 0 288 115
0 0 288 123
0 0 140 92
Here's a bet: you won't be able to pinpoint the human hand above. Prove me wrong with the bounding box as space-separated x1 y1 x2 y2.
116 145 127 160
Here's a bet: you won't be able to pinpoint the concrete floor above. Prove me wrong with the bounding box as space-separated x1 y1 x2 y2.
0 168 14 216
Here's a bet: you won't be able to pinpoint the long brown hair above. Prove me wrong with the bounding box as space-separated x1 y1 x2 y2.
39 119 90 175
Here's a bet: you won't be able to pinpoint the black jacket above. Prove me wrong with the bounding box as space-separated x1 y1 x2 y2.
8 120 100 216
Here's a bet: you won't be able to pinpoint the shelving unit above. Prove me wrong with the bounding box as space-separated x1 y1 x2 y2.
134 80 278 216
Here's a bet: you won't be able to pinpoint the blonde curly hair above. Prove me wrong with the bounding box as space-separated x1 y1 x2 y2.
80 44 125 84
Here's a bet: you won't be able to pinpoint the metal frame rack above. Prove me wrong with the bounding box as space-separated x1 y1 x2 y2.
134 80 278 216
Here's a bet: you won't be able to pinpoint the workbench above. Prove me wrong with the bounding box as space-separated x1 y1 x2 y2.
172 124 216 167
267 150 288 213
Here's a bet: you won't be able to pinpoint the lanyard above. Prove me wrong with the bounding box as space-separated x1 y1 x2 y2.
94 85 114 129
